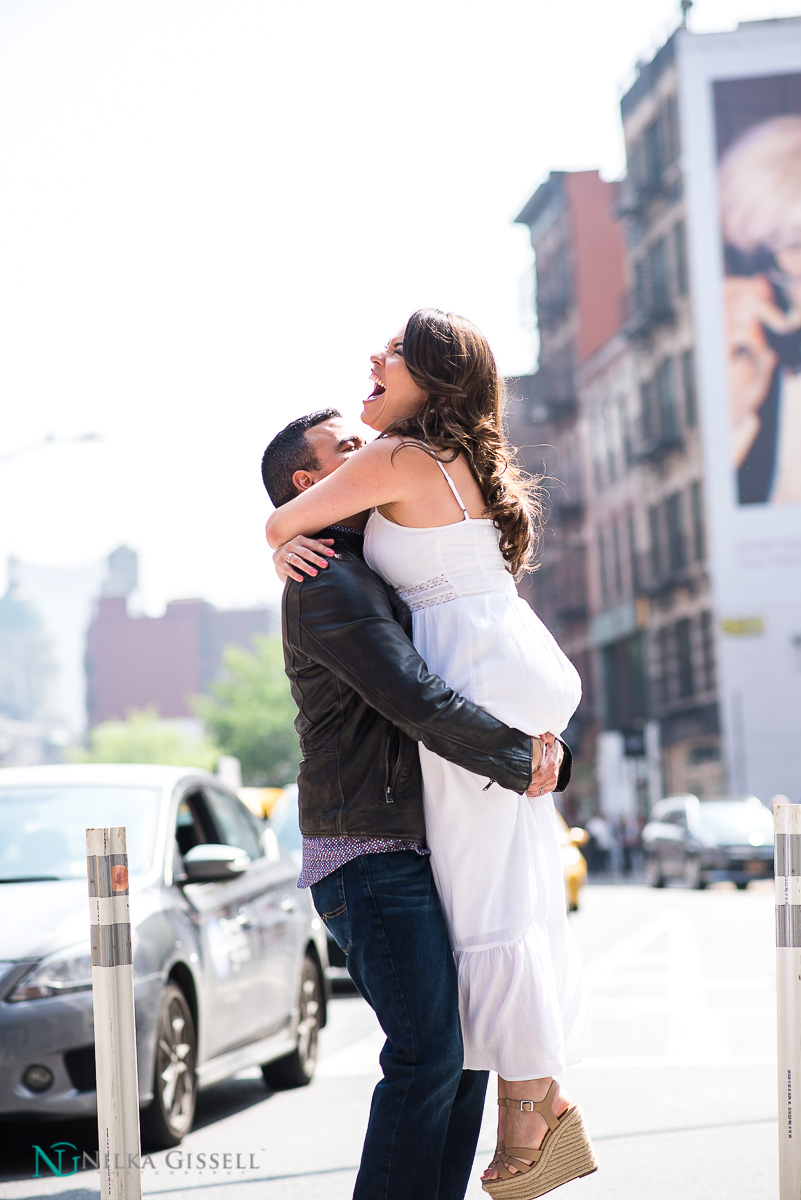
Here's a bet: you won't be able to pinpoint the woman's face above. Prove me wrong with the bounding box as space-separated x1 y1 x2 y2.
362 327 427 432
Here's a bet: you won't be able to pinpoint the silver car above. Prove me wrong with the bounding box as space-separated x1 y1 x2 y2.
642 793 774 889
0 764 328 1147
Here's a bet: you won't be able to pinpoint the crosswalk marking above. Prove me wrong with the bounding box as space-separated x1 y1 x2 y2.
317 903 777 1078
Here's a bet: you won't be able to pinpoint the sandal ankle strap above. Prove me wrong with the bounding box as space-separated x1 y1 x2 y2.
497 1081 561 1130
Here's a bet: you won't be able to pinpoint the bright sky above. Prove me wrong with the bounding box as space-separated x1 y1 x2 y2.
2 0 798 615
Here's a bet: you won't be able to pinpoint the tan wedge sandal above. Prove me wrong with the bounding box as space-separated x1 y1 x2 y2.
481 1082 597 1199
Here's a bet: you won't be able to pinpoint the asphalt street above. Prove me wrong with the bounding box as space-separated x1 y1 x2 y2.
1 881 779 1199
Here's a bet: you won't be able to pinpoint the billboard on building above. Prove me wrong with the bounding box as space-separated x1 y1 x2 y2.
678 22 801 801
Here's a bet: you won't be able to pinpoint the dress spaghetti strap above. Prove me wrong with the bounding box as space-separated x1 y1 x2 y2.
435 459 470 522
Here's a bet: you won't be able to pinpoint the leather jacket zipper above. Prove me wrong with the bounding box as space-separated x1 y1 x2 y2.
384 728 401 803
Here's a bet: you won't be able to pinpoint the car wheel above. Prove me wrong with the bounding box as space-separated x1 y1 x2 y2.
262 953 323 1090
140 982 197 1150
735 880 749 890
645 853 665 888
684 856 707 890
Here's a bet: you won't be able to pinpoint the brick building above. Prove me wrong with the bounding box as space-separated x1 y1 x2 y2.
85 595 276 727
509 170 628 820
507 18 801 817
614 29 722 799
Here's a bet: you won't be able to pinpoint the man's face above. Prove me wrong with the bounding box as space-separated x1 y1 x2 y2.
303 419 365 483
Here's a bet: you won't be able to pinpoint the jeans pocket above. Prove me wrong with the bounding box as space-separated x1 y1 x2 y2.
322 903 351 956
318 899 347 923
311 877 351 954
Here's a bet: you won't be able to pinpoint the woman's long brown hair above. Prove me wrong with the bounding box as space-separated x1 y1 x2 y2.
382 308 547 578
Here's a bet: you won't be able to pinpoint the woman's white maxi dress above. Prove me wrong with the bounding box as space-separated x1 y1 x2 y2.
363 465 589 1080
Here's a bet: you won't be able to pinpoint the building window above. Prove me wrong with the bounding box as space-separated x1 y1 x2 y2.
627 511 638 593
656 357 679 440
634 257 647 317
601 635 648 730
675 618 694 699
591 415 605 493
690 480 705 562
659 624 673 705
649 237 672 314
612 519 623 598
674 220 688 296
629 136 646 191
620 398 633 466
700 610 716 692
665 94 680 165
536 241 575 331
644 118 663 187
648 504 662 583
682 349 697 427
605 401 620 484
598 530 609 608
665 492 686 574
641 379 656 442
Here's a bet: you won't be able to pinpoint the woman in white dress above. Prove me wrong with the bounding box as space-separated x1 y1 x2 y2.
266 309 595 1199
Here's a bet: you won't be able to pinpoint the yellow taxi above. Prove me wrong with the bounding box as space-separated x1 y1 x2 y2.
556 813 588 912
238 786 286 819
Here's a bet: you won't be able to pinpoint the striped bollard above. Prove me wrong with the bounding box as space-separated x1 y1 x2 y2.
775 804 801 1199
86 826 142 1200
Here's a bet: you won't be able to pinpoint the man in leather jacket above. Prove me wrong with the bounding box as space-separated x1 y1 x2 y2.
262 410 569 1200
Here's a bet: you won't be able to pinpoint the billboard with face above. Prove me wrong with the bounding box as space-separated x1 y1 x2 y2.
678 24 801 802
715 74 801 505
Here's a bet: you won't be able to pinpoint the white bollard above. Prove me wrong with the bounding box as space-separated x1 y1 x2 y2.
775 804 801 1199
86 826 142 1200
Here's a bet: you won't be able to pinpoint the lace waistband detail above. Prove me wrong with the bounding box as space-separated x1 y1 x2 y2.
397 573 457 612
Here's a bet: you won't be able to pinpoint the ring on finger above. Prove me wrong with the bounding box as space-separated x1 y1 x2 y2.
287 552 296 564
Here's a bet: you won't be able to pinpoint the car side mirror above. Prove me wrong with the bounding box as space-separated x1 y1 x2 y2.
180 843 251 883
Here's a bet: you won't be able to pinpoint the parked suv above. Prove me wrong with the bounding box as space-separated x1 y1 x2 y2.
642 793 774 890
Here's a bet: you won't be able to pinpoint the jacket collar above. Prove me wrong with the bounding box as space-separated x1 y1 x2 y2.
316 525 365 557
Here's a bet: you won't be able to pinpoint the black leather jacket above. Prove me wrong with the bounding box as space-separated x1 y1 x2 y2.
282 528 569 842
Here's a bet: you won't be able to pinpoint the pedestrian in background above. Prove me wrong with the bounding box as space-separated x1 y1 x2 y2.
585 812 613 876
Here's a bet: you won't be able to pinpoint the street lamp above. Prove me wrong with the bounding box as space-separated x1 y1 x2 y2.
0 432 102 467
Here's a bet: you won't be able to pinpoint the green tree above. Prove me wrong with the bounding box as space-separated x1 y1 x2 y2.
192 635 299 786
71 707 219 768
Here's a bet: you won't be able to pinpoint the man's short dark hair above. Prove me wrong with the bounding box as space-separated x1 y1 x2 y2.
261 409 342 507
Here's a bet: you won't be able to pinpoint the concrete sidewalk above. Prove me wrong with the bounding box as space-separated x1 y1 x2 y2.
0 883 779 1199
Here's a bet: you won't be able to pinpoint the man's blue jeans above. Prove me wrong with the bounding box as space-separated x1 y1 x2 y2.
311 851 488 1200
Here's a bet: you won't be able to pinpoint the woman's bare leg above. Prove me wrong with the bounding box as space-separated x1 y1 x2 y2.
480 1077 507 1181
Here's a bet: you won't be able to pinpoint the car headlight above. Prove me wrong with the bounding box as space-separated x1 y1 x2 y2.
8 942 93 1002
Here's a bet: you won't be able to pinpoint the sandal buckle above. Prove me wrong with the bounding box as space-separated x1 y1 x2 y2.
519 1100 535 1112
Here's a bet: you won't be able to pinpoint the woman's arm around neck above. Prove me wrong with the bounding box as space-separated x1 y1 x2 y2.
265 436 411 549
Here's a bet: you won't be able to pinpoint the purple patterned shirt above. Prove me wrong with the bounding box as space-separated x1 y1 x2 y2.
295 524 429 890
298 836 429 889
